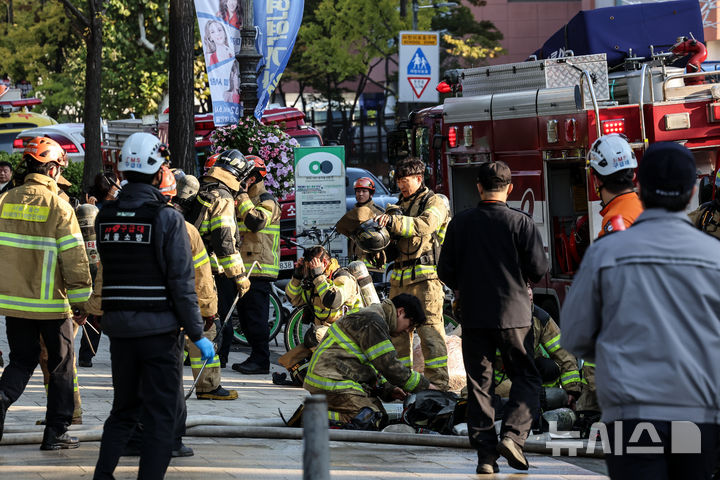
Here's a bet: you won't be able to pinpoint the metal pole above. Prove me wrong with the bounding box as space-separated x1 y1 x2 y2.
412 0 418 30
303 395 330 480
237 0 263 117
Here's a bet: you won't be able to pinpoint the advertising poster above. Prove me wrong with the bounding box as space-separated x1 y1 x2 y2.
194 0 304 125
294 146 348 259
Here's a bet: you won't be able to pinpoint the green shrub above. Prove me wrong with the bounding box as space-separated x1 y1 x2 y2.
62 161 84 198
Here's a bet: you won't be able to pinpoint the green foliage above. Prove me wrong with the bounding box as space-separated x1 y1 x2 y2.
210 117 300 199
62 161 85 197
0 152 24 169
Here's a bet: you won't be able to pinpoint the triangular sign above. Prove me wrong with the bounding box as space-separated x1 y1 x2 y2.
407 77 430 98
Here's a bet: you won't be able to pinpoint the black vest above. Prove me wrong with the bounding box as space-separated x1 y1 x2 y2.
97 200 171 312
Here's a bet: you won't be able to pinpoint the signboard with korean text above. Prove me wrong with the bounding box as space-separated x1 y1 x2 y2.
399 31 439 103
194 0 303 125
294 146 348 259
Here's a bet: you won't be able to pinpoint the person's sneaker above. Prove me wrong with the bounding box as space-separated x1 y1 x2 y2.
40 428 79 450
0 391 8 442
232 361 269 375
496 436 529 471
171 444 194 457
78 360 93 368
196 386 238 400
476 462 499 474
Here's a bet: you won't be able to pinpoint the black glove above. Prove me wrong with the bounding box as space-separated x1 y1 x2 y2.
292 261 304 280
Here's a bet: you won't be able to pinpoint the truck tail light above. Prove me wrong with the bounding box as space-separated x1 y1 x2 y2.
47 134 79 153
436 81 452 93
12 138 25 149
709 103 720 123
601 119 625 135
448 126 458 148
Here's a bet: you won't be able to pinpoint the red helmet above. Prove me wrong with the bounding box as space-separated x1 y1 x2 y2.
204 152 219 174
353 177 375 193
24 136 67 167
246 155 267 178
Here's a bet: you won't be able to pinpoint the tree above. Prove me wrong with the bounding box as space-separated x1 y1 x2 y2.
168 0 195 174
60 0 103 192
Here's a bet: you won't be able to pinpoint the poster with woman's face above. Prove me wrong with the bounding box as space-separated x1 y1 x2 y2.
195 0 244 125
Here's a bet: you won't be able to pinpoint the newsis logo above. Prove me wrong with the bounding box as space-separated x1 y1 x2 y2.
297 152 342 176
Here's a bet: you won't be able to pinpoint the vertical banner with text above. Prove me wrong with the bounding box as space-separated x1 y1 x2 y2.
195 0 303 125
398 31 439 103
294 146 348 259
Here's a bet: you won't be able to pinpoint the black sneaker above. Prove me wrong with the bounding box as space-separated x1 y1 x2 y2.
78 360 93 368
40 428 79 450
0 391 8 442
171 444 194 457
196 386 238 400
232 362 269 375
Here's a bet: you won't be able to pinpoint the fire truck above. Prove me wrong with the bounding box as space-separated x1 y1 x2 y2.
392 35 719 319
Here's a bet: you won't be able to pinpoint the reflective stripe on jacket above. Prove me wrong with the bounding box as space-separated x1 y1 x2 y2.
304 300 430 396
286 268 361 325
186 221 217 318
0 174 92 319
235 181 281 279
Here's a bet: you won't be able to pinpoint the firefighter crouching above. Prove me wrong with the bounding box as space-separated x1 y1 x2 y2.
187 150 252 368
0 137 92 449
304 294 438 428
92 133 213 479
231 155 281 375
688 170 720 239
280 246 362 383
375 157 450 390
164 168 237 400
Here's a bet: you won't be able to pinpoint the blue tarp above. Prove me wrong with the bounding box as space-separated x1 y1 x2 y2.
532 1 703 68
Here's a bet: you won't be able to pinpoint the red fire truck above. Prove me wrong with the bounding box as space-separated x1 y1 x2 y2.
392 42 720 319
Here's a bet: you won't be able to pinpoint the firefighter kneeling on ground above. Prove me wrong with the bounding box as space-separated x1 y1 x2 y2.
493 286 582 412
279 246 362 384
304 294 439 429
375 157 451 390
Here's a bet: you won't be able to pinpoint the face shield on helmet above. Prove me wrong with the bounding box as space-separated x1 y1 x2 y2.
119 132 165 174
587 134 638 177
24 137 67 167
353 177 375 194
213 149 254 183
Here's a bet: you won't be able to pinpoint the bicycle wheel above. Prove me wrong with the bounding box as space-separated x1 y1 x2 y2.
283 307 307 352
443 313 459 335
233 291 283 345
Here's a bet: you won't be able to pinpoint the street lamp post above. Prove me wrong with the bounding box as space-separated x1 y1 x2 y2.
237 0 263 117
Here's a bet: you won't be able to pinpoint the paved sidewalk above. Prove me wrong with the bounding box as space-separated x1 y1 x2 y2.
0 317 608 479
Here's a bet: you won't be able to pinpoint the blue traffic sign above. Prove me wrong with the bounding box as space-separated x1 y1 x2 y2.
407 48 431 75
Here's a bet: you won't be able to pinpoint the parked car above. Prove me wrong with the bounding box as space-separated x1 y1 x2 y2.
14 123 86 162
0 111 58 154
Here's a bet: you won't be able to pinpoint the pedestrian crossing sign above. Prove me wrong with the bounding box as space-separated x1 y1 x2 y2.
399 31 439 103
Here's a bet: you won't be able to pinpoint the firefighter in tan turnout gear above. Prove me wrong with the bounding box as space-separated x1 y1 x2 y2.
186 149 252 367
230 155 281 375
688 170 720 240
304 294 437 427
0 136 92 449
375 158 450 390
349 177 385 279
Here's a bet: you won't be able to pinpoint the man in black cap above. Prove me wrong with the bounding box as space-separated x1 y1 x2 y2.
562 142 720 479
438 160 547 474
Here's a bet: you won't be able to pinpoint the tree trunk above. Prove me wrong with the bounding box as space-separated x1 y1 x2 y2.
169 0 196 175
82 0 103 194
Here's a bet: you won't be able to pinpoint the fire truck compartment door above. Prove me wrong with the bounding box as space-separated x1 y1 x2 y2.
492 91 538 120
444 95 491 123
537 87 582 116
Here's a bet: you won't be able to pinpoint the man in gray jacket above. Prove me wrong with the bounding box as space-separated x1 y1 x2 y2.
562 142 720 479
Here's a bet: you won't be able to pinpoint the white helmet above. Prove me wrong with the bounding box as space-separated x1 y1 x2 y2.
119 132 165 174
587 134 637 176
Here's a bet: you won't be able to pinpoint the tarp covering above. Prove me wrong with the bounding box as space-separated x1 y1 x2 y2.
532 1 703 68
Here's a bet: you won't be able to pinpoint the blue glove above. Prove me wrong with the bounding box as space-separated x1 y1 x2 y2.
193 337 215 362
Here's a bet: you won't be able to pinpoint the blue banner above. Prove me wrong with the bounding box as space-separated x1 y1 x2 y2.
254 0 304 120
194 0 303 125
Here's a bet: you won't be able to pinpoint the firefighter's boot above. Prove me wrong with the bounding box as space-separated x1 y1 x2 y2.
196 385 238 400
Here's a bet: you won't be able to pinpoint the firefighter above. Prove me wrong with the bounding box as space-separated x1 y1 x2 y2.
587 134 643 236
185 149 253 367
229 155 281 375
280 245 362 383
304 294 437 427
350 177 385 280
93 133 212 479
688 170 720 239
0 137 92 449
374 157 450 390
163 168 237 400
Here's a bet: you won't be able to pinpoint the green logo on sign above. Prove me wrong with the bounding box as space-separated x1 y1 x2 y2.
309 160 334 175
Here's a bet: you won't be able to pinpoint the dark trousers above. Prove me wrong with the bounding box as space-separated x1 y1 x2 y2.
79 315 102 363
94 331 183 480
235 278 271 367
462 326 541 459
605 420 720 480
216 274 238 362
535 356 560 384
0 316 74 433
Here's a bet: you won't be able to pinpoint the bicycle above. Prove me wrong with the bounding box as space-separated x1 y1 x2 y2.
231 282 290 346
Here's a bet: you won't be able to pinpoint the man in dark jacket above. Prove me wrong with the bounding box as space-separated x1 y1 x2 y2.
438 161 548 474
92 133 214 480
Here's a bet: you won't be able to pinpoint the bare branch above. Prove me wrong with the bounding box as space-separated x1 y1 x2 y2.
58 0 90 28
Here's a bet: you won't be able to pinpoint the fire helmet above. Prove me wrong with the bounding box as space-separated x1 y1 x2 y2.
213 149 254 183
204 152 219 174
354 177 375 193
158 165 177 197
587 134 637 177
119 132 165 174
173 169 200 202
246 155 267 178
24 137 67 167
353 219 391 252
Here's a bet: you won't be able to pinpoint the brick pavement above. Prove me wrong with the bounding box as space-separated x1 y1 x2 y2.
0 317 608 479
